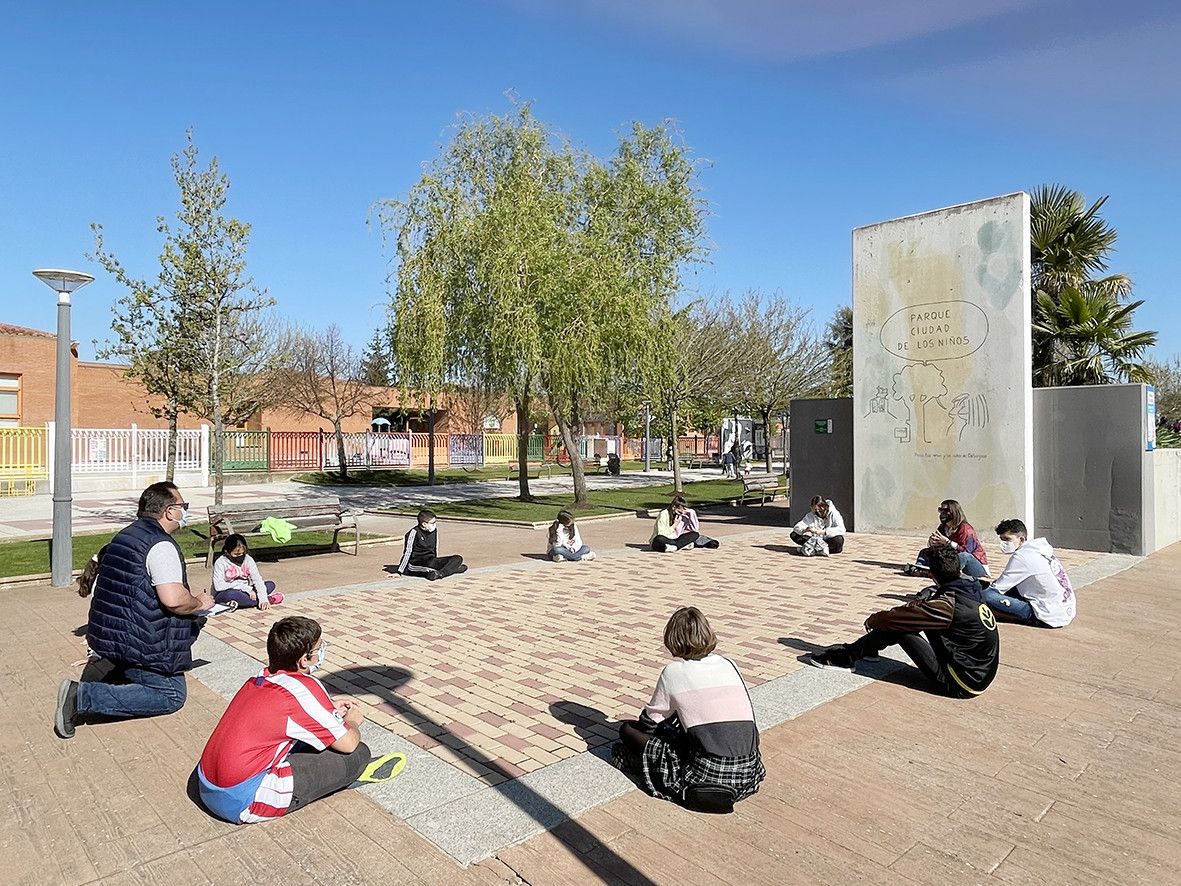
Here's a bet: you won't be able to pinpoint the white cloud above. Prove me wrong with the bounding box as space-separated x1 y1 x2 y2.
502 0 1035 60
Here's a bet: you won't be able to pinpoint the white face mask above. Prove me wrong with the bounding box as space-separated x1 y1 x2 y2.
422 522 437 533
308 642 327 674
999 538 1020 555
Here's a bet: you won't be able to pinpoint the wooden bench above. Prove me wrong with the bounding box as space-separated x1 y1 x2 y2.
740 474 786 506
505 461 554 480
205 497 360 567
679 454 717 470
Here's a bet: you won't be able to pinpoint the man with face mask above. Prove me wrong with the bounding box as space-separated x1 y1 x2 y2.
983 519 1076 628
55 482 215 738
195 616 371 823
396 508 467 580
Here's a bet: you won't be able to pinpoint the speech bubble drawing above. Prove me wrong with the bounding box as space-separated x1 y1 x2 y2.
879 299 989 363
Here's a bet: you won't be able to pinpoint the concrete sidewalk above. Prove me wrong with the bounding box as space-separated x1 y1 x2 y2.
0 467 722 539
3 514 1175 884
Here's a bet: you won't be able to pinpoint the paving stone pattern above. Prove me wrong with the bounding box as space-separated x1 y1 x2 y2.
204 532 1098 787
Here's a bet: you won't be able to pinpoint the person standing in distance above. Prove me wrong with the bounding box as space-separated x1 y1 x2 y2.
55 482 214 738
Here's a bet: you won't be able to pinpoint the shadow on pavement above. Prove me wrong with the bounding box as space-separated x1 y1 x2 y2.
548 700 614 752
777 637 945 696
754 544 796 555
330 665 658 885
853 558 910 572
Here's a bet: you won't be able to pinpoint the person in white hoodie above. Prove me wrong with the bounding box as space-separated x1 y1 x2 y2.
548 510 596 562
983 519 1076 628
790 495 846 556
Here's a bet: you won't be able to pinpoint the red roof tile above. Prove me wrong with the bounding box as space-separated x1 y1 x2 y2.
0 322 55 339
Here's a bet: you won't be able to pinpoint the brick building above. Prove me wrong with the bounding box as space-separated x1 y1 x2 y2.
1 322 517 434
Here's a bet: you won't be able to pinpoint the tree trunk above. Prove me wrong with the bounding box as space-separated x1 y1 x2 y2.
427 399 436 486
212 312 224 505
165 396 178 482
553 403 588 506
514 379 533 502
762 408 773 474
334 418 348 480
670 406 683 493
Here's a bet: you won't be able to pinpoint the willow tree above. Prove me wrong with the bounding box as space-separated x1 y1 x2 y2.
542 122 708 504
376 105 568 500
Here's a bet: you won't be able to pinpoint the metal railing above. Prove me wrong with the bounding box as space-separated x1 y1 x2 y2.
0 427 48 478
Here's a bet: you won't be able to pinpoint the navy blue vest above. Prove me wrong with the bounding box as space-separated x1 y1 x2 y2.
87 517 200 674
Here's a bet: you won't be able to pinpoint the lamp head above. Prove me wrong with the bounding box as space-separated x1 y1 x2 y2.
33 269 94 296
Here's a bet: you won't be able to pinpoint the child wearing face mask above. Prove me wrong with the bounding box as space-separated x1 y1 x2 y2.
397 509 467 580
195 616 371 823
212 534 283 610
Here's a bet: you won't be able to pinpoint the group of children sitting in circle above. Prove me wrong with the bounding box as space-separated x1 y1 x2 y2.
392 495 724 581
69 486 1079 822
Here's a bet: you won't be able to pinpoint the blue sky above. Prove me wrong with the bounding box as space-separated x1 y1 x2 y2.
2 0 1178 359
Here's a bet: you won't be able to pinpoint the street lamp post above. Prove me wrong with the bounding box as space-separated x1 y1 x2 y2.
33 269 94 588
643 401 651 472
780 411 789 477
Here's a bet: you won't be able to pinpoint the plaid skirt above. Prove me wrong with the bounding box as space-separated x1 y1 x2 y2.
639 735 765 803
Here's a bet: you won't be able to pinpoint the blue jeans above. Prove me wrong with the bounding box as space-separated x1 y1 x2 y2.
76 664 187 719
551 545 591 561
982 587 1043 626
916 548 988 578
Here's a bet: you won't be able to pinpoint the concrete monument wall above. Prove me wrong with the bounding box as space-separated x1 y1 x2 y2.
853 193 1033 534
788 398 854 531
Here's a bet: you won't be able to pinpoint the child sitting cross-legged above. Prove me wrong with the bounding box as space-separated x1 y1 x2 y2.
195 616 370 823
613 606 765 813
548 509 596 562
212 534 283 610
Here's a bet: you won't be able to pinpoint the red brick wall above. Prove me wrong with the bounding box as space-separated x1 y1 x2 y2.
0 332 61 426
3 328 523 434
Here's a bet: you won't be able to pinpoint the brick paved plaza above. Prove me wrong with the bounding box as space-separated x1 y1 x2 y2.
3 504 1178 885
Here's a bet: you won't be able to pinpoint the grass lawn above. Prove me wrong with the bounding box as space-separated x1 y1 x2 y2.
0 523 384 580
378 477 752 523
292 459 659 487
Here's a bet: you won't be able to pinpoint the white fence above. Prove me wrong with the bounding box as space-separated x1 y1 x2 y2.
70 426 204 474
49 423 209 490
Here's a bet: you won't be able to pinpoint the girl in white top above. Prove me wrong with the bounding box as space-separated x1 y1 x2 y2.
212 534 283 609
790 495 847 556
548 510 595 562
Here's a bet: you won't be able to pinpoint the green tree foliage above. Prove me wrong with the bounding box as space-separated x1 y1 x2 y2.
90 131 275 500
376 105 564 497
91 228 203 482
824 305 853 398
376 105 707 504
1146 355 1181 421
1031 185 1155 386
359 328 394 387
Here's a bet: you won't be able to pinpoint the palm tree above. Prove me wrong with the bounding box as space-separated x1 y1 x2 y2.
1032 286 1157 386
1030 185 1153 385
824 305 853 397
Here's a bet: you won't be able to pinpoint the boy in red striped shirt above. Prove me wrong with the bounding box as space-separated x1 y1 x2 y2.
195 616 371 823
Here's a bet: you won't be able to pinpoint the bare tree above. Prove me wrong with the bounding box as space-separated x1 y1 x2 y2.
728 291 830 473
279 325 374 479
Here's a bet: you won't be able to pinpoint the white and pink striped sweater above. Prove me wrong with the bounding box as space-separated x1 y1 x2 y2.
641 654 759 758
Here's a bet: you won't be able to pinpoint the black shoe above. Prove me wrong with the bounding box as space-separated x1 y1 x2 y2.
704 539 720 549
683 784 736 814
806 645 855 670
55 679 79 739
456 565 468 574
425 569 441 581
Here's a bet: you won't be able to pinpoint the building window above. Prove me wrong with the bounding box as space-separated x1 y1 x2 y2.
0 374 20 427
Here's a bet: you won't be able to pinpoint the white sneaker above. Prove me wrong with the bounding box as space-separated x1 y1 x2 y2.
551 554 563 562
580 551 596 561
